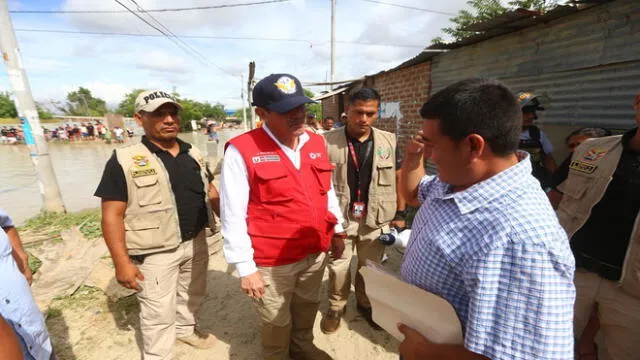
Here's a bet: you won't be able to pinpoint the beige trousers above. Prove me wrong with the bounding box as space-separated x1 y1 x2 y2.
327 218 385 312
134 230 209 360
253 252 328 360
574 269 640 360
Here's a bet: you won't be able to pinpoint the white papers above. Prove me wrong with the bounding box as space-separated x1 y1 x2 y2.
359 262 463 344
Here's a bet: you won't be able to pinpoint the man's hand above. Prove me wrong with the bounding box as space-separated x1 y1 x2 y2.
241 271 265 298
114 261 144 291
331 232 347 259
14 252 32 286
406 131 428 157
398 323 431 360
390 219 406 230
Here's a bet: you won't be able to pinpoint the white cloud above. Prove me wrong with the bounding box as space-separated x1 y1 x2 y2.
136 50 190 74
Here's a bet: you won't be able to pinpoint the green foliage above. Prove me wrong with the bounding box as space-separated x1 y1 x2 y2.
58 87 108 116
177 99 226 132
442 0 560 42
304 89 322 119
115 89 145 117
37 104 54 120
233 107 250 119
0 92 18 118
21 209 102 240
28 251 42 274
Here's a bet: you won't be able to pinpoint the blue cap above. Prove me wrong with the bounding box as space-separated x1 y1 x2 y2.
252 74 315 114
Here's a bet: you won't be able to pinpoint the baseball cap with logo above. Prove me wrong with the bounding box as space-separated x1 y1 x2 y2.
515 90 545 113
135 90 183 114
252 74 315 114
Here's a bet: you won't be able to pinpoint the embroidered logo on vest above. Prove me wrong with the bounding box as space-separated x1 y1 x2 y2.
132 155 150 168
376 147 391 161
252 154 280 163
582 148 607 163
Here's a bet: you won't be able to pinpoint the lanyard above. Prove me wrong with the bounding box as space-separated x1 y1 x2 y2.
348 139 373 201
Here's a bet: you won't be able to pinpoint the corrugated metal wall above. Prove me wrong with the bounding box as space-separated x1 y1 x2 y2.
431 0 640 131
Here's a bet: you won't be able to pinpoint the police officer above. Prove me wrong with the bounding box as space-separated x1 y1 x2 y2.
556 94 640 360
220 74 346 360
95 90 220 360
516 91 558 188
321 87 403 334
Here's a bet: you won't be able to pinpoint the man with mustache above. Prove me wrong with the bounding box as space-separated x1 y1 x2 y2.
220 74 346 360
95 90 220 359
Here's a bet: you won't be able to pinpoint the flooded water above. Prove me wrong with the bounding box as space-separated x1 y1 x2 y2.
0 129 243 225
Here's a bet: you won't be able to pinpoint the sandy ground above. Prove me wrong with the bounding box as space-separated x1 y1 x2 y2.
43 237 404 360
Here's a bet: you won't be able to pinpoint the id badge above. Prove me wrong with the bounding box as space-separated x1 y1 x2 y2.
351 201 366 219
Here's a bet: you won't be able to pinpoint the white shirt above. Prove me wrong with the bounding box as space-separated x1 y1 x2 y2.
520 129 554 154
220 124 345 277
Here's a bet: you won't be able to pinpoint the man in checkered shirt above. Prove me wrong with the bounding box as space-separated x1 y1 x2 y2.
398 78 576 360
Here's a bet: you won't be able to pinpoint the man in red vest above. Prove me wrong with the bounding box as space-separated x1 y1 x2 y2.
220 73 347 360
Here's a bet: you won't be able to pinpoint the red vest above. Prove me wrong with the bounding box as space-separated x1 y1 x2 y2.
227 128 337 267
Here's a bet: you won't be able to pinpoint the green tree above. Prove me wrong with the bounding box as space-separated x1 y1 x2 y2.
442 0 560 42
304 89 322 119
116 89 145 117
232 107 250 119
58 87 108 116
0 92 18 118
36 104 53 119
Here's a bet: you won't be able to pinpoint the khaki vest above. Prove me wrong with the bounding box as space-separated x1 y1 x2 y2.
115 142 214 255
324 128 397 229
557 135 640 298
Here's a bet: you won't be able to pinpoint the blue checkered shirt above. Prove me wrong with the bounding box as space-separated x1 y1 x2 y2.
401 157 576 360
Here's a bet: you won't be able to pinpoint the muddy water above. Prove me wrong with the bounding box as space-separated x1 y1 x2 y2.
0 130 242 225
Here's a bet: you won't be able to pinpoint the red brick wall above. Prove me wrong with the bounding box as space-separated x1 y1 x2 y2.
368 62 431 156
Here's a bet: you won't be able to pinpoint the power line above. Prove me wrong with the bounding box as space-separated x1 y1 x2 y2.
360 0 456 16
14 28 427 49
127 0 230 75
10 0 291 14
113 0 234 76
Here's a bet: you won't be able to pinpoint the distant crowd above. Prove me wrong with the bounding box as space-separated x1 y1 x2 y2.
0 121 135 145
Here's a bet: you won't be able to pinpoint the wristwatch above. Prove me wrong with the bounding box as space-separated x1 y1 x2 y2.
394 209 408 220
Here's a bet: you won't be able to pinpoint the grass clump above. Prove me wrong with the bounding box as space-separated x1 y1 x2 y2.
21 209 102 239
28 251 42 274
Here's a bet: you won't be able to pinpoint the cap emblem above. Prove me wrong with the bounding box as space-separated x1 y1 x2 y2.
274 76 297 94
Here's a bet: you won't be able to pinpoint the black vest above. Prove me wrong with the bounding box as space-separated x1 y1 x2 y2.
519 126 550 187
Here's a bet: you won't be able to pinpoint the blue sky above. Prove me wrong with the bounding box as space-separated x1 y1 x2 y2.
1 0 471 111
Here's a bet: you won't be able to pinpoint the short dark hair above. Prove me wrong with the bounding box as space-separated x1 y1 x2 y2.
348 87 381 105
419 78 521 156
324 116 335 121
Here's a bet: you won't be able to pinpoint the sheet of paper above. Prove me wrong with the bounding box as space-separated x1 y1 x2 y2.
359 262 463 344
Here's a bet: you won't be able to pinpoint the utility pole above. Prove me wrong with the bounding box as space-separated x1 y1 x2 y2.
248 61 256 130
240 74 248 131
0 0 65 213
330 0 336 89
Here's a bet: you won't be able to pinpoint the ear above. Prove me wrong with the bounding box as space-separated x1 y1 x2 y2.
255 107 268 119
467 134 486 160
133 113 144 127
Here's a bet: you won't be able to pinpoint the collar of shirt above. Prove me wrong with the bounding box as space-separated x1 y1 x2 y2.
622 127 639 154
434 152 533 215
141 135 191 154
262 123 310 153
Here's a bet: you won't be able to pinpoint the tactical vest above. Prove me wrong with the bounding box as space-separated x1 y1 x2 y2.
519 126 550 187
226 128 337 267
557 135 640 299
323 127 397 230
115 142 213 255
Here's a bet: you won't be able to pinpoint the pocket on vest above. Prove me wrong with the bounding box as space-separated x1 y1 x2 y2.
254 165 293 202
248 221 301 239
312 162 335 194
133 175 162 206
375 199 396 225
376 162 394 186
